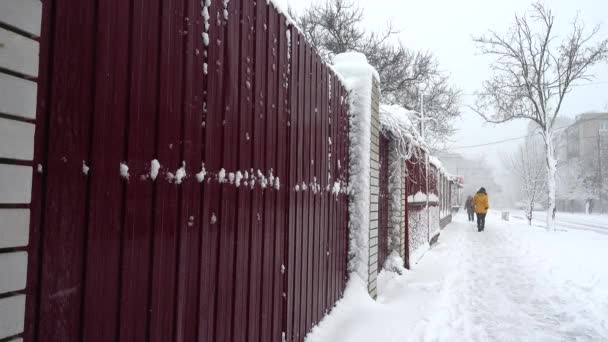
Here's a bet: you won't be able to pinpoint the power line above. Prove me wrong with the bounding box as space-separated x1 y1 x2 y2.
447 122 578 150
447 117 608 150
448 135 532 149
460 81 608 97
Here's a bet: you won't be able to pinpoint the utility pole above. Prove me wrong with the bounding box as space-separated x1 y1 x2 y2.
598 128 603 213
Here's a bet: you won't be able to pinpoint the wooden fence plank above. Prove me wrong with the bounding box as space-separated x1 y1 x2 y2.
319 55 328 320
311 54 324 325
285 26 299 341
147 0 186 340
328 74 337 308
245 1 268 341
292 31 306 342
174 0 206 334
274 14 289 342
117 0 161 340
259 7 278 341
198 0 224 339
35 1 97 340
214 0 241 339
232 1 256 341
301 42 312 338
80 0 131 339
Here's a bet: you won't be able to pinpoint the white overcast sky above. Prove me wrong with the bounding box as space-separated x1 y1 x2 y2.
278 0 608 170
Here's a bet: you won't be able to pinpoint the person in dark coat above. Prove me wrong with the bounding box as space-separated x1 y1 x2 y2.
473 187 489 232
465 195 475 222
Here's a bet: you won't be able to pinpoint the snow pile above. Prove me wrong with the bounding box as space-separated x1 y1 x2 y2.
120 162 130 180
196 163 207 183
175 161 187 184
383 251 406 276
333 52 378 281
407 191 438 204
222 0 229 20
150 159 161 180
305 275 376 342
217 168 226 183
331 181 341 195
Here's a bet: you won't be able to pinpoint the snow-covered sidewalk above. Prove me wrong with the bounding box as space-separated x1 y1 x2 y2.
306 212 608 342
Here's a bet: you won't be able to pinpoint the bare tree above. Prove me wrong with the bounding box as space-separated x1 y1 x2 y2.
557 154 608 214
557 161 598 214
472 2 608 230
292 0 461 148
502 141 547 225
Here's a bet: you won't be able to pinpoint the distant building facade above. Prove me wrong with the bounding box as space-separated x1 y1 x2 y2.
555 112 608 213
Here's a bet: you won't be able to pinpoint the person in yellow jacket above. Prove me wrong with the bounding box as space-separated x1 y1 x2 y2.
473 187 489 232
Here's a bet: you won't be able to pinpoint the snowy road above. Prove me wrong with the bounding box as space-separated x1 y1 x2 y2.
306 212 608 342
510 211 608 235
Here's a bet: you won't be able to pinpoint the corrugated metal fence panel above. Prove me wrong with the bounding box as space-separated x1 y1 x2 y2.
377 135 390 269
26 1 349 342
428 164 438 197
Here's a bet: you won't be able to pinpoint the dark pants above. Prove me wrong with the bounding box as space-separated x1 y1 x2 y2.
476 213 486 231
467 211 475 221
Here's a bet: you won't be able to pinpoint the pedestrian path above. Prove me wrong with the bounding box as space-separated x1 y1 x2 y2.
306 212 608 342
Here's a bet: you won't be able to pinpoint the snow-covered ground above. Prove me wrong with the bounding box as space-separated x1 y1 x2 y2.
509 210 608 235
306 211 608 342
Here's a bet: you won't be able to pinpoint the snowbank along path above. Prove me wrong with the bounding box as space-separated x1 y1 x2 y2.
306 212 608 342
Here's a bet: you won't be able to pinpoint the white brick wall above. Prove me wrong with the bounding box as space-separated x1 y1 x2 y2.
0 0 41 339
368 77 381 297
401 165 407 263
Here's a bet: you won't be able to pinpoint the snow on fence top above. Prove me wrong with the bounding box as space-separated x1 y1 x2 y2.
333 52 378 283
407 191 440 204
267 0 300 30
379 104 428 160
428 155 458 181
380 104 457 183
428 155 447 176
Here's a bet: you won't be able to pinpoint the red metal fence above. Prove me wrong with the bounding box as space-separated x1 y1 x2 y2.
405 154 427 196
26 1 349 342
377 135 390 269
